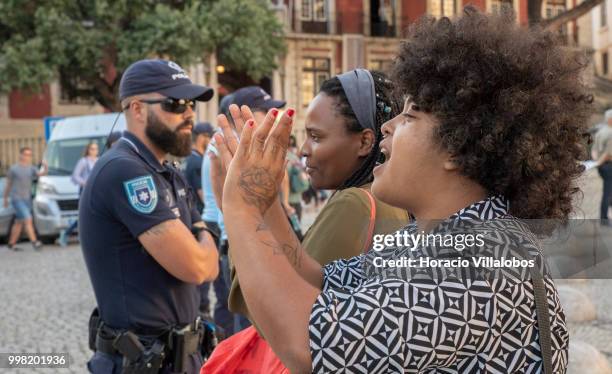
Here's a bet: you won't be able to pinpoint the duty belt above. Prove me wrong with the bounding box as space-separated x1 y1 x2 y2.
94 317 204 373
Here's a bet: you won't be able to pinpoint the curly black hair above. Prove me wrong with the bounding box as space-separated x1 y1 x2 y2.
392 6 591 228
320 70 401 189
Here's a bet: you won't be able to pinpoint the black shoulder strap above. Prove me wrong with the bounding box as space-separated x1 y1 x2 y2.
530 268 554 374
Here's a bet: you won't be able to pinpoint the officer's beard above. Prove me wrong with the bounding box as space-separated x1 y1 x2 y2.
145 111 193 157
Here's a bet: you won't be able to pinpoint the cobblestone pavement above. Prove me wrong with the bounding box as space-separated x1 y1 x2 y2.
0 172 610 373
559 278 612 362
0 243 95 374
565 169 612 366
0 206 324 374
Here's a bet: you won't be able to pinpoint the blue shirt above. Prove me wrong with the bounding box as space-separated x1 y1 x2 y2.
79 131 202 331
201 146 226 240
182 149 204 212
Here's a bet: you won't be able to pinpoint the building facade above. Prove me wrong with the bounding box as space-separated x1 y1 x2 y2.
593 0 612 77
275 0 535 141
0 0 585 168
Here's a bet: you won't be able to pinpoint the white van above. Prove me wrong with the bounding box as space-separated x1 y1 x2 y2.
34 113 126 243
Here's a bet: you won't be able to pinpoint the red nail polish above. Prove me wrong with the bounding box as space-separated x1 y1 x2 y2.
271 109 279 118
286 109 295 118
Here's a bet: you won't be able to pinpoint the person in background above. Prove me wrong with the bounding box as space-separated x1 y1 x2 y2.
302 181 320 208
200 137 226 323
199 95 234 327
287 135 309 222
219 93 234 118
184 122 214 213
196 97 233 321
224 70 409 325
204 86 286 335
59 142 99 247
3 147 48 251
183 122 214 317
593 109 612 225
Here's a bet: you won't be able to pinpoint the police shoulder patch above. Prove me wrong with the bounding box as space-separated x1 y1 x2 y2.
123 175 158 214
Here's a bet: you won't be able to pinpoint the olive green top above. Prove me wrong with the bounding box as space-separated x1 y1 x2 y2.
228 183 410 321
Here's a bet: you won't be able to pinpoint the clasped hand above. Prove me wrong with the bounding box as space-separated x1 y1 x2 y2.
212 104 295 217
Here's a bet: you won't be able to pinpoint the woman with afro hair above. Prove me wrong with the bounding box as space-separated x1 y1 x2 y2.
215 6 590 373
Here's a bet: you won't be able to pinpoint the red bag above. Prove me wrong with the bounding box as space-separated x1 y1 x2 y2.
200 326 289 373
202 189 377 373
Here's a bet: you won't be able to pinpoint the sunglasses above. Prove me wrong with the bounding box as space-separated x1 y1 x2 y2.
125 97 196 114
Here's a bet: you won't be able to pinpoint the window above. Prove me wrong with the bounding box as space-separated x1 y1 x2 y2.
45 137 107 176
371 0 396 37
302 57 330 106
368 59 393 73
602 1 608 27
545 2 567 37
314 0 326 21
491 0 513 15
603 52 609 76
429 0 457 18
302 0 326 21
545 1 565 19
302 0 312 20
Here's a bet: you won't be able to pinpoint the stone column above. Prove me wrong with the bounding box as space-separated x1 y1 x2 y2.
206 53 219 121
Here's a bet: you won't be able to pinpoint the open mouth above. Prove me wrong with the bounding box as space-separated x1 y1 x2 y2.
376 147 390 166
374 147 389 175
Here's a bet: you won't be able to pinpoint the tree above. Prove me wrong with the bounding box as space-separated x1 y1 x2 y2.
528 0 605 29
0 0 286 111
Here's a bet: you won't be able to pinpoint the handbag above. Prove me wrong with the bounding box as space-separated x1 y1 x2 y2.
200 326 289 374
201 188 378 373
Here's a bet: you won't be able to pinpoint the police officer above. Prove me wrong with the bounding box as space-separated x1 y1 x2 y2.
183 122 214 214
80 59 219 374
182 122 214 318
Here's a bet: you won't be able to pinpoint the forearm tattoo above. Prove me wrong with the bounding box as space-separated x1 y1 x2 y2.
238 167 278 215
260 239 303 269
254 216 303 269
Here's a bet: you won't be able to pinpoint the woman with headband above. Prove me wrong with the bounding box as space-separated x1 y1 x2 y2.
227 69 409 316
204 69 409 371
216 7 584 373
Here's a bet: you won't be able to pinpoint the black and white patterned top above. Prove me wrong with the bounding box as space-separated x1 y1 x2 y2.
308 196 568 373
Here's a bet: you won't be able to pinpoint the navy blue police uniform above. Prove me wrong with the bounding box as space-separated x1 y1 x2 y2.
79 59 215 374
81 132 204 373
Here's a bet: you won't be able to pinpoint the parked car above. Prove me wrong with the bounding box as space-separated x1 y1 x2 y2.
34 113 126 243
0 177 16 244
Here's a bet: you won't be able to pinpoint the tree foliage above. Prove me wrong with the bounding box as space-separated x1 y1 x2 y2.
0 0 286 110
